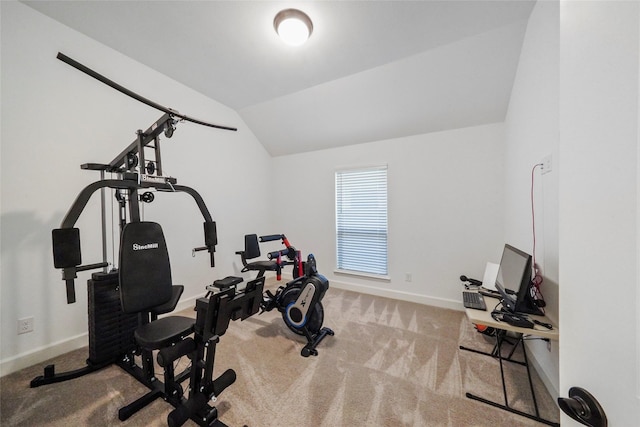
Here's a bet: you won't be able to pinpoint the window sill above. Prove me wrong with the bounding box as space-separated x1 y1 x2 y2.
334 269 391 281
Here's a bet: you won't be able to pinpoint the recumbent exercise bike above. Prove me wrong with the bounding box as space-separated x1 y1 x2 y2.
236 234 334 357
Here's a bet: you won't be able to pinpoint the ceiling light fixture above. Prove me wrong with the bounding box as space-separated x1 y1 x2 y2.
274 9 313 46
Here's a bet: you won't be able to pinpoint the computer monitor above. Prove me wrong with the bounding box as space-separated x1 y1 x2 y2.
495 244 542 315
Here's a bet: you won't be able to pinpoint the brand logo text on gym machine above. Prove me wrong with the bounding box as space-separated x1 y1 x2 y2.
133 243 159 251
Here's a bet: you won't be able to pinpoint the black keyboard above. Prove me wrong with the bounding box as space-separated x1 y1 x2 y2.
463 291 486 310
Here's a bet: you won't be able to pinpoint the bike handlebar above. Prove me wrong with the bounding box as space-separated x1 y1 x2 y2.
267 248 297 261
267 250 283 260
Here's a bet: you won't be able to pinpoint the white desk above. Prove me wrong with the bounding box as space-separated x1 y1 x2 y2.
465 294 559 341
460 293 559 426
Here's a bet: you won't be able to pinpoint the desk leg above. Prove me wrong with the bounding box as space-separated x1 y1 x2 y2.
497 333 509 407
461 334 559 427
521 337 540 419
465 392 558 426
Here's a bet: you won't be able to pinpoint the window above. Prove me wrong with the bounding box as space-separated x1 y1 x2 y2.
335 165 388 276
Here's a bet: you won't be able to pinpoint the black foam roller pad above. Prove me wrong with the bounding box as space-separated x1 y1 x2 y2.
212 368 236 396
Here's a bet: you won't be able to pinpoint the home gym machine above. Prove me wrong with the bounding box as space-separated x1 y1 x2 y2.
30 52 255 427
236 234 334 357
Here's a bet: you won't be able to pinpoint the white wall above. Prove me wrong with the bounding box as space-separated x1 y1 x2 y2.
271 123 505 308
0 2 273 374
559 1 640 424
503 1 560 396
0 0 505 379
10 9 639 425
9 7 639 426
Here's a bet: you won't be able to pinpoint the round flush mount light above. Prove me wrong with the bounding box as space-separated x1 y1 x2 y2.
274 8 313 46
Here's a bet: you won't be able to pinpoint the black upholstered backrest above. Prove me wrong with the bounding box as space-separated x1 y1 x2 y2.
119 222 172 313
244 234 261 260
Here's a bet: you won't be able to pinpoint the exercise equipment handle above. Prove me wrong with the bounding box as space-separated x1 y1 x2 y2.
259 234 284 242
76 262 109 272
267 250 286 260
62 262 110 304
192 246 216 268
267 247 298 261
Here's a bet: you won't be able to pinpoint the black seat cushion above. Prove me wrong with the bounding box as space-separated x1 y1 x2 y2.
134 316 194 350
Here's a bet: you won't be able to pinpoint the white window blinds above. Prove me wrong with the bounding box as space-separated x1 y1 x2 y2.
335 166 388 276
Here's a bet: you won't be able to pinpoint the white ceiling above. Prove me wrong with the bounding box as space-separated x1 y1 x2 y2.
23 1 535 156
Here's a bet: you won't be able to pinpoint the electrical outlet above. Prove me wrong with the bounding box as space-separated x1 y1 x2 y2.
405 273 412 282
18 317 34 335
541 155 552 175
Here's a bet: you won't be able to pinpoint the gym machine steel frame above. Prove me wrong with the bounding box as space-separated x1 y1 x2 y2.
31 53 248 427
48 51 237 305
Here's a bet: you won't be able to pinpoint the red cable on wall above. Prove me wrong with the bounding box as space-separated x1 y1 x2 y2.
530 163 545 304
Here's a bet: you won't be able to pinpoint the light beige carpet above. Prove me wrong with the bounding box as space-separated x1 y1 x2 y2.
0 286 559 426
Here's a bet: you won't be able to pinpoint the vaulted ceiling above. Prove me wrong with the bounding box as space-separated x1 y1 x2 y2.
23 1 534 156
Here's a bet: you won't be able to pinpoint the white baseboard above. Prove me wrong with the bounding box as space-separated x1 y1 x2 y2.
0 294 203 378
526 343 560 399
0 333 88 378
330 279 465 311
